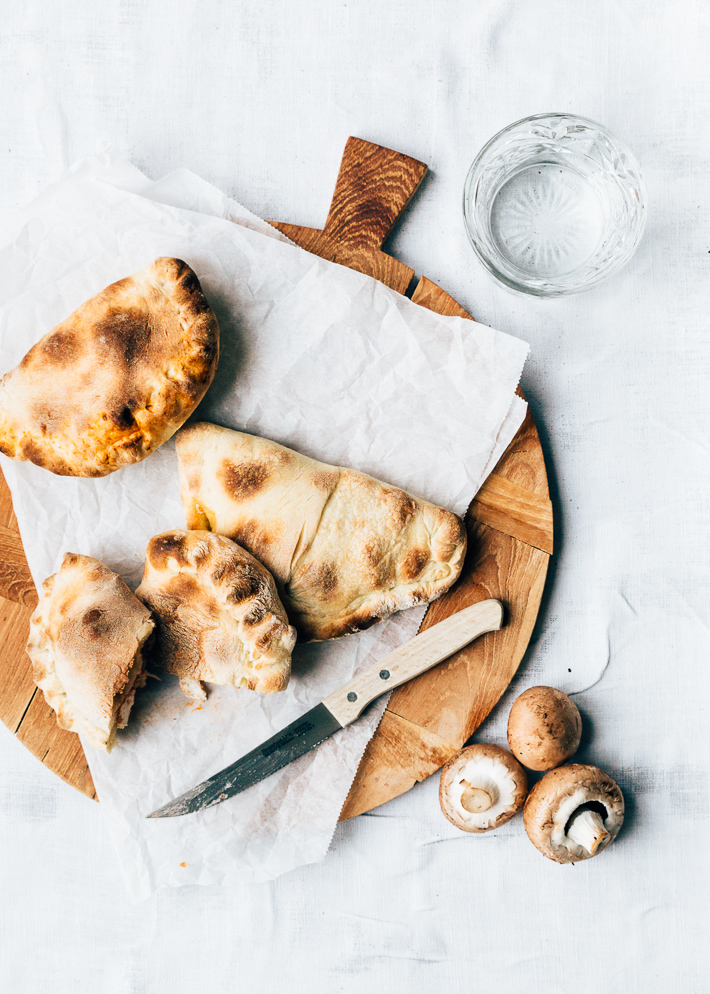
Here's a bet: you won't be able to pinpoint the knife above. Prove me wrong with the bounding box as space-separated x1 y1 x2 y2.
147 598 503 818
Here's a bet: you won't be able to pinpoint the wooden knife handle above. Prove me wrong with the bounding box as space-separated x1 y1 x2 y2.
323 599 503 726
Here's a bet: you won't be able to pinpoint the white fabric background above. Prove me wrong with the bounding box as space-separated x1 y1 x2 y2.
0 1 708 991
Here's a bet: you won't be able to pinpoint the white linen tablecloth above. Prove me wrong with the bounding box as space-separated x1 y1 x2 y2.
0 1 708 991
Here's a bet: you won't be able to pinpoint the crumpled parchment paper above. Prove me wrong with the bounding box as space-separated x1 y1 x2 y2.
0 152 528 898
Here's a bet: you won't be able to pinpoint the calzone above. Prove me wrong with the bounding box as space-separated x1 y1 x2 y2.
175 423 467 641
26 554 154 751
0 257 219 477
136 530 296 700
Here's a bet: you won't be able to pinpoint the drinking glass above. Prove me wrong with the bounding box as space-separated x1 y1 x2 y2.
463 113 646 296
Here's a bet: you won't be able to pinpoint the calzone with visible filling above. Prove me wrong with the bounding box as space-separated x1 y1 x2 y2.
26 553 154 751
136 530 296 700
175 423 467 641
0 257 219 477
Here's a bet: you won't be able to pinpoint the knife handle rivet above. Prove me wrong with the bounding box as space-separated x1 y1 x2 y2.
379 669 390 680
347 692 358 702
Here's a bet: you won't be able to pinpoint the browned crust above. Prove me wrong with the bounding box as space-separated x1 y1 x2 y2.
439 743 528 833
507 686 582 771
523 764 625 863
0 258 219 476
175 423 467 642
136 530 296 697
26 553 154 749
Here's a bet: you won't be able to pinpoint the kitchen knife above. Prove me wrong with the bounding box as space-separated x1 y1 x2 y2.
148 598 503 818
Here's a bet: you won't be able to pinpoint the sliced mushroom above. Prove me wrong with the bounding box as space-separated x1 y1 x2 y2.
523 764 624 862
507 685 582 771
439 744 528 833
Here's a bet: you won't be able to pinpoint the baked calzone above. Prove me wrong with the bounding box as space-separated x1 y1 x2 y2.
26 553 154 751
0 257 219 477
136 530 296 700
175 423 467 641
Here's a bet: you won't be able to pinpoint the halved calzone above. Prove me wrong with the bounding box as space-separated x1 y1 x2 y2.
136 530 296 700
175 423 467 641
26 553 154 751
0 257 219 477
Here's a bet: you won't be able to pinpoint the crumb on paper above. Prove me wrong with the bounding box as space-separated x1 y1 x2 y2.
179 861 187 868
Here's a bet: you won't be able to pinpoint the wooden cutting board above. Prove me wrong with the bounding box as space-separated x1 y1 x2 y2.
0 137 553 817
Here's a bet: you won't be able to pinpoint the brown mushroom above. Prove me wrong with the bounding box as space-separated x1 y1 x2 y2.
439 744 528 833
523 764 624 862
507 685 582 771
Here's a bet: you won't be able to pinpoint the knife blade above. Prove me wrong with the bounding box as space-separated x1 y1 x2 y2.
147 598 503 818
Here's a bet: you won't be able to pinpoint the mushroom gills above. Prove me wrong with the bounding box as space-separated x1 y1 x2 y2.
565 801 611 856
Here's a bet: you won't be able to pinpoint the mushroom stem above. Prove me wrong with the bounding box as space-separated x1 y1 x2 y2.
461 785 493 813
567 808 610 855
459 776 500 814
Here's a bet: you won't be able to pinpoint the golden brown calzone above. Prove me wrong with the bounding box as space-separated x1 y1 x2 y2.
0 258 219 477
136 530 296 700
175 423 467 641
26 553 154 751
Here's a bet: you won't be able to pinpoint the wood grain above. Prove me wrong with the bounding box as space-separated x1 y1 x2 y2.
410 275 471 319
0 597 39 732
16 688 96 798
340 710 461 819
471 473 553 553
0 137 550 819
0 472 36 605
272 136 427 295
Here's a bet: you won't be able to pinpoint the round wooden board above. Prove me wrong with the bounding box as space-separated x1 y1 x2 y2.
0 138 552 817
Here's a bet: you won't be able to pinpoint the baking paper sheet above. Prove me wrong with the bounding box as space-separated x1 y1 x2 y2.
0 153 528 898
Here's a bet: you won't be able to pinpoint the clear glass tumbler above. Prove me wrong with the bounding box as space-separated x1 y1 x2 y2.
463 113 646 296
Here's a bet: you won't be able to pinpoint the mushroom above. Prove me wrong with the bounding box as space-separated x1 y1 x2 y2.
439 743 528 833
507 685 582 771
523 764 624 863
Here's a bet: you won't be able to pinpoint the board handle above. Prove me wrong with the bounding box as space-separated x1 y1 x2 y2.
323 599 504 726
322 137 428 250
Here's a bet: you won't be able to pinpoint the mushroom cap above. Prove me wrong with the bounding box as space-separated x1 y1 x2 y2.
507 685 582 771
523 764 624 863
439 743 528 833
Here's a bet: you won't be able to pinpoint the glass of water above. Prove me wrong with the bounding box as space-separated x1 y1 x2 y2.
463 113 646 296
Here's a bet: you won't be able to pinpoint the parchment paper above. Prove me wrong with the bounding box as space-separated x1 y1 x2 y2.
0 154 528 898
